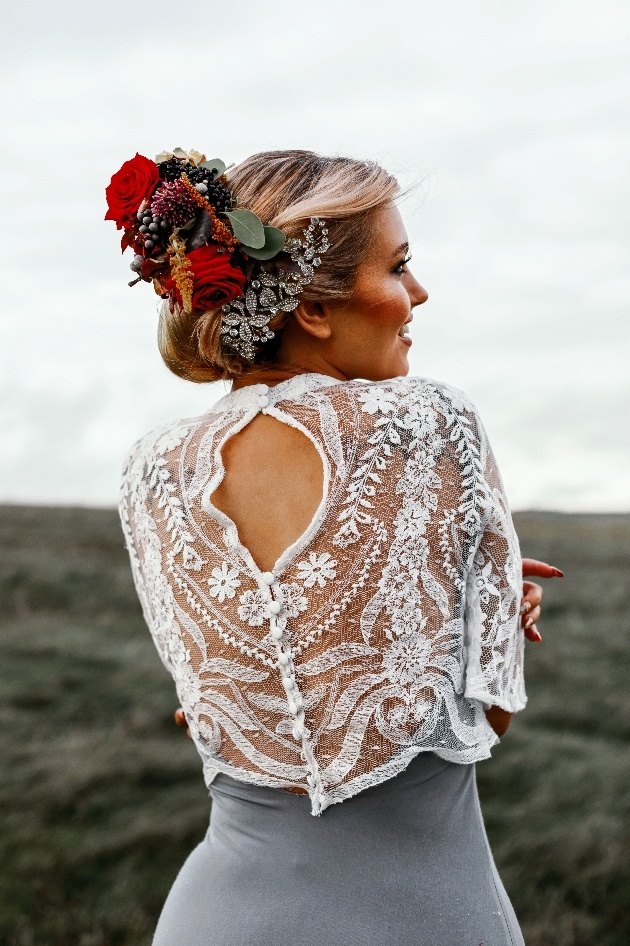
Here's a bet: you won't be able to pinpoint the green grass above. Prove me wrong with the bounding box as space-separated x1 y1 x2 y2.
0 505 628 945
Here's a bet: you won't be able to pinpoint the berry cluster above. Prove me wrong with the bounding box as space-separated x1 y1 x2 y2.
183 164 209 187
158 157 187 182
157 158 233 213
136 207 169 253
185 174 233 213
201 178 233 213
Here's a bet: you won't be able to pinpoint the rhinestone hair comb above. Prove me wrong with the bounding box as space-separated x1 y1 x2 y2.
220 217 331 362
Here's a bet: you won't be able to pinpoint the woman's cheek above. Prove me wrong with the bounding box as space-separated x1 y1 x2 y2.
378 291 409 331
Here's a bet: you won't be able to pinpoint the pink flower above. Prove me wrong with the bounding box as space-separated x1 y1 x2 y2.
151 179 197 227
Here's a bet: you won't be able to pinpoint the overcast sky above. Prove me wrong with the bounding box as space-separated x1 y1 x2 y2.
1 0 628 511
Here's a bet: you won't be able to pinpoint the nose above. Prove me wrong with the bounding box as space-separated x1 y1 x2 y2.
409 276 428 308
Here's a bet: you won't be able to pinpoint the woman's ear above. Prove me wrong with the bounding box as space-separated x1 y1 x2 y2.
292 300 333 340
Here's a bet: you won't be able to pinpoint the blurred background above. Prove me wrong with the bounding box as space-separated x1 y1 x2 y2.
1 1 629 944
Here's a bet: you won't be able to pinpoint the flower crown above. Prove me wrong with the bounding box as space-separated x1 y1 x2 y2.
105 148 330 361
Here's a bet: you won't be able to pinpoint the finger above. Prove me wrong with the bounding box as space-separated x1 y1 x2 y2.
523 605 541 628
522 558 564 579
520 582 543 613
174 708 188 728
524 623 542 643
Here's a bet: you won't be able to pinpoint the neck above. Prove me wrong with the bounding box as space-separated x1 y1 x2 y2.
231 356 350 391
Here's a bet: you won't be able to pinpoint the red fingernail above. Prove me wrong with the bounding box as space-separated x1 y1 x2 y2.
553 569 564 577
532 629 542 642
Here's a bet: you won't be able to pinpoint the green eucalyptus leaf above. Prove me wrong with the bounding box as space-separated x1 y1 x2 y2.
225 209 265 249
201 158 226 177
240 226 286 260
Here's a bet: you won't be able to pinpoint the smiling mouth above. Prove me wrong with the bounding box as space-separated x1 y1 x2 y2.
398 322 411 337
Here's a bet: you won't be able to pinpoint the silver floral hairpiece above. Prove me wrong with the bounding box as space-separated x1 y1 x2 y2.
220 217 331 361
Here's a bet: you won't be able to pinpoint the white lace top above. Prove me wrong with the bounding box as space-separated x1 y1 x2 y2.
120 373 526 815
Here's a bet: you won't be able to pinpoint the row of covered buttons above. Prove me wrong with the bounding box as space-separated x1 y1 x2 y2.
263 573 283 636
261 568 306 741
261 571 281 640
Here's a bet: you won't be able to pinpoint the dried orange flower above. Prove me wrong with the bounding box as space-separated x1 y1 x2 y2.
166 234 194 313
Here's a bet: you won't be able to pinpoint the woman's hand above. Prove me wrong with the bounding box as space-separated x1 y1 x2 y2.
485 559 563 737
520 558 564 643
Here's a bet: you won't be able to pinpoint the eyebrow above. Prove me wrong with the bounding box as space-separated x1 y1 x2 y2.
391 241 409 258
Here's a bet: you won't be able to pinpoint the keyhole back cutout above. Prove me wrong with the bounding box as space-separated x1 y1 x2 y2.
209 413 325 574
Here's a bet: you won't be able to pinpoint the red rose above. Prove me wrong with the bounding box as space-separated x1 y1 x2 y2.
166 245 247 311
105 153 159 230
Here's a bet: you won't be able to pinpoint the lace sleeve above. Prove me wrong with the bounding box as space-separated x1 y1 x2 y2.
462 406 526 714
118 439 175 678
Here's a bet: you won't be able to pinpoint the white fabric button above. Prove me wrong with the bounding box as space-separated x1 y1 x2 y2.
270 625 283 640
268 600 282 615
258 383 269 393
282 676 294 691
288 699 297 714
278 652 289 665
261 571 276 585
257 395 270 408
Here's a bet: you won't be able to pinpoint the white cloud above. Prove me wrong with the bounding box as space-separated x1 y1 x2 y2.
1 0 628 510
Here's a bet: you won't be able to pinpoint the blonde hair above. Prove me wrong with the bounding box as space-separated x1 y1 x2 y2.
157 150 400 383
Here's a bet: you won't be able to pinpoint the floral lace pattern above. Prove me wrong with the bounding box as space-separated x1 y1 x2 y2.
238 589 271 626
120 373 525 815
296 552 338 588
207 563 241 602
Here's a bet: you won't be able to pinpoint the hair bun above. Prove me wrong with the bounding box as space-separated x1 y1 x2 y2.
107 149 399 383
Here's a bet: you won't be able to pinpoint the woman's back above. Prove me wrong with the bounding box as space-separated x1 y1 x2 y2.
210 405 325 573
120 372 525 816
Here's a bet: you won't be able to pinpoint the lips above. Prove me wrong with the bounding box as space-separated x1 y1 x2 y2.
398 318 412 337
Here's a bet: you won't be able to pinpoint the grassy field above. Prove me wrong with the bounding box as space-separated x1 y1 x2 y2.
0 504 628 946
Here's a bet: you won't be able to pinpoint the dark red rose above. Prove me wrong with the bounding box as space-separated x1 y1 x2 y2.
105 153 159 230
166 245 247 311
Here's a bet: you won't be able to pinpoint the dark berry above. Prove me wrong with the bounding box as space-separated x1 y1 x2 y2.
184 165 210 186
157 157 185 181
205 180 232 212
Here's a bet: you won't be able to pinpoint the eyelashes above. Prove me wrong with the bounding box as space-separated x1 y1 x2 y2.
393 254 412 275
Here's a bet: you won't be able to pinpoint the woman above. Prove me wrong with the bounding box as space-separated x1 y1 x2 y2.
109 148 562 945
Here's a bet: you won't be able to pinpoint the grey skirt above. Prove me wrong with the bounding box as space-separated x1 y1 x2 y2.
153 753 524 946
